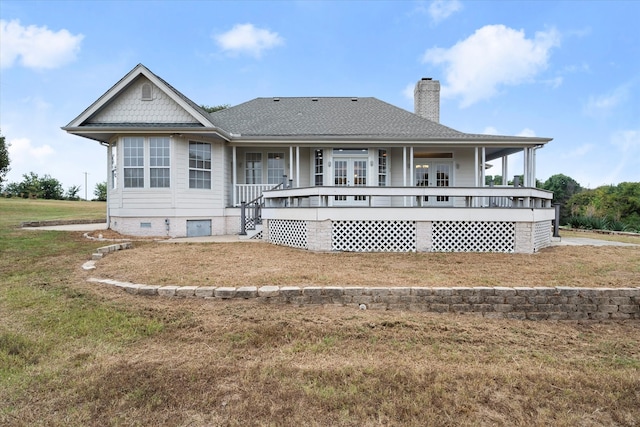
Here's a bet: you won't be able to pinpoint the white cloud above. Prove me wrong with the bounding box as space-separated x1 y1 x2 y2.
0 19 83 69
611 129 640 153
562 143 595 158
214 23 283 58
8 137 55 165
422 25 561 107
584 84 631 117
428 0 463 23
402 83 415 100
517 128 537 137
482 126 499 135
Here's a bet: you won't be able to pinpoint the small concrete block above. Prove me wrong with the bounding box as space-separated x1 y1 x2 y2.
547 312 569 320
82 261 96 270
235 286 258 299
589 312 611 320
534 286 558 295
473 287 496 296
280 287 302 298
609 297 632 305
176 286 199 297
430 304 450 313
323 287 344 297
258 286 280 297
122 283 143 294
483 312 505 319
472 304 493 312
411 287 433 296
451 304 472 312
138 286 159 296
302 287 322 296
195 287 216 298
514 287 538 297
451 287 474 296
433 288 454 296
389 287 411 296
619 305 640 314
92 253 104 260
493 287 517 296
556 287 581 296
369 287 391 297
493 304 514 313
343 287 364 296
597 305 619 313
610 312 631 320
158 286 179 297
526 312 549 320
214 287 236 299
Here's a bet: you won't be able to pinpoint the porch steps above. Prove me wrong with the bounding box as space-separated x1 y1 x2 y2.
239 224 262 240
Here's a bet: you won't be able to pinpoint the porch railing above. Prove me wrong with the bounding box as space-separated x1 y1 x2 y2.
262 186 554 209
235 184 276 207
239 181 286 235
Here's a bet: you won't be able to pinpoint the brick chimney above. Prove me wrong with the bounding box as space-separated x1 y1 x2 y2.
414 78 440 123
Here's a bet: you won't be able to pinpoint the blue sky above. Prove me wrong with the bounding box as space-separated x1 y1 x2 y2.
1 0 639 196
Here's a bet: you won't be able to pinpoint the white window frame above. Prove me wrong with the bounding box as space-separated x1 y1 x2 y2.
267 152 285 185
123 137 144 188
189 141 212 189
149 137 171 188
245 152 262 185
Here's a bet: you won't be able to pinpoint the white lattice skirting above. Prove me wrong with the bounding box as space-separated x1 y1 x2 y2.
432 221 515 253
269 219 308 249
332 220 417 252
534 220 552 252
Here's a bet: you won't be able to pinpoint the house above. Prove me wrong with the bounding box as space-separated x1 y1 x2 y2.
63 64 555 253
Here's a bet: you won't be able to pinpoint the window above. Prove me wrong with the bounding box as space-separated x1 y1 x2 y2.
141 83 152 100
150 137 170 188
189 142 211 189
267 152 285 185
314 149 323 186
111 142 117 189
245 153 262 184
378 149 387 186
123 137 144 188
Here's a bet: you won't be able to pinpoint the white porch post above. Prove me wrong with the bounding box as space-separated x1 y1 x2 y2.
474 146 479 187
403 146 407 207
289 146 293 183
532 147 537 187
410 146 415 207
502 155 508 186
296 146 300 187
523 147 530 187
232 146 237 207
481 147 486 187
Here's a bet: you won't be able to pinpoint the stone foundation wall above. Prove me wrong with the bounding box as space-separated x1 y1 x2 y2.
88 279 640 320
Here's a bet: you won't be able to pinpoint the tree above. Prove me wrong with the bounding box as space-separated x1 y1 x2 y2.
39 174 63 199
94 181 107 201
201 104 229 113
542 174 583 223
65 185 81 201
0 132 10 185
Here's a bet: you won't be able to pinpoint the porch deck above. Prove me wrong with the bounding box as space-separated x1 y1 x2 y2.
254 186 555 254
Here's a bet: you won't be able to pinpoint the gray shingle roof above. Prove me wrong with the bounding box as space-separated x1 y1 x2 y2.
210 97 465 138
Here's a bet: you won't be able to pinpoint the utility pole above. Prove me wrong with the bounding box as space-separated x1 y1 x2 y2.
83 172 89 200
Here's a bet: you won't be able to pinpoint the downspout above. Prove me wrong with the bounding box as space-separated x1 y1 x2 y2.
289 146 294 184
100 140 110 228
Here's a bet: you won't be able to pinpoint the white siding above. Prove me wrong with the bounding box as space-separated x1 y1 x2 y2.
89 76 199 124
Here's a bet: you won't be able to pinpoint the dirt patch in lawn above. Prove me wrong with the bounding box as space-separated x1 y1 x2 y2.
91 239 640 288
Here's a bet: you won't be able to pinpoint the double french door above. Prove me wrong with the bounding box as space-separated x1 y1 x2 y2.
415 161 453 206
333 157 368 205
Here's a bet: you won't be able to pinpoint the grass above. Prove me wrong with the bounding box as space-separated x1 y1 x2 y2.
0 198 639 426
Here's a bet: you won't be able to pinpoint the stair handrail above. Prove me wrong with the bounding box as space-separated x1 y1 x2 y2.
239 182 284 235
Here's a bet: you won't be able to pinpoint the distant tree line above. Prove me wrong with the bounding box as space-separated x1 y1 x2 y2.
486 173 639 232
1 171 106 201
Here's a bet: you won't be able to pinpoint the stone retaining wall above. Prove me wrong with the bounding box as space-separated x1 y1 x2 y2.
87 279 640 320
